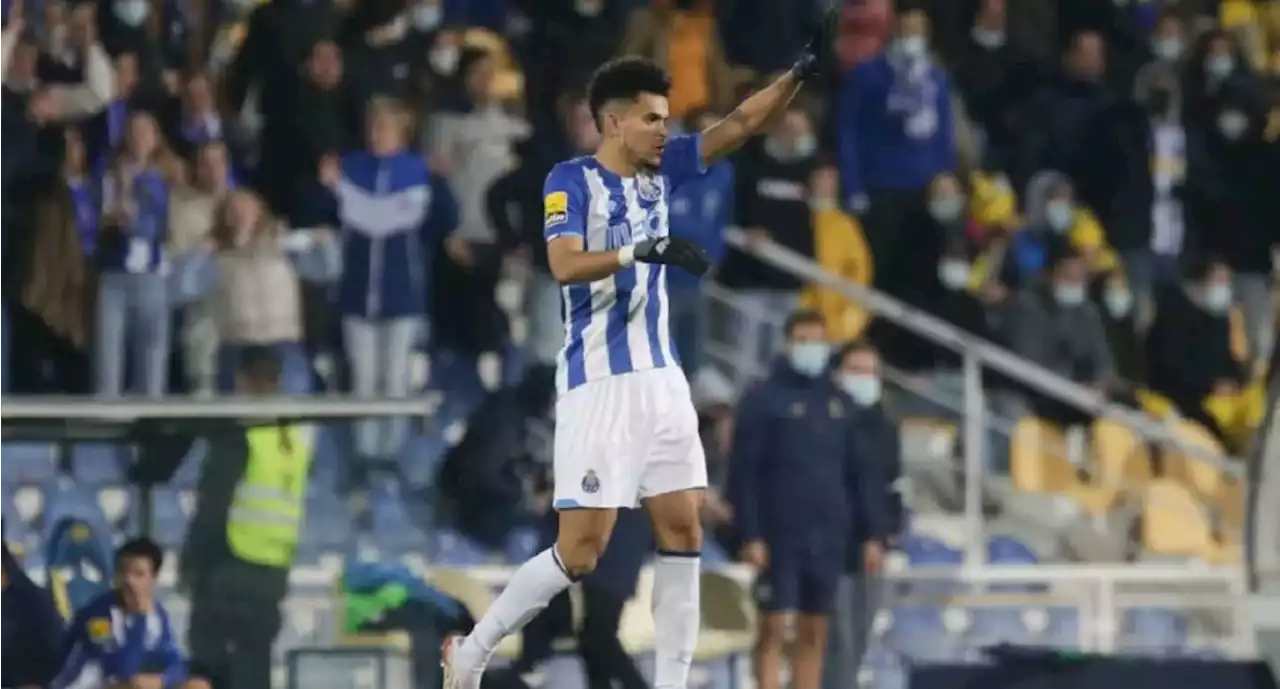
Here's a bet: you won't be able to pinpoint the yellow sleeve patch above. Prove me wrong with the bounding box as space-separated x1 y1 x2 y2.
544 191 568 228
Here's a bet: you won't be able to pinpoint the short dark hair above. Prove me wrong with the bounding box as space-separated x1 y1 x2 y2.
586 56 672 126
783 309 826 339
116 537 164 574
834 339 878 363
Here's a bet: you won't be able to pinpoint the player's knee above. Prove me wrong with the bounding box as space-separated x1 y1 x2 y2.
653 513 702 552
795 615 829 648
555 531 609 577
757 613 789 649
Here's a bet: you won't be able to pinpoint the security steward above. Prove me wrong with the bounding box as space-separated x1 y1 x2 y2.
180 346 313 689
824 340 902 689
727 311 894 689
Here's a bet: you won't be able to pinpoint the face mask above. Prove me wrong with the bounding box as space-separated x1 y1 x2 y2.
971 27 1005 50
1217 110 1248 139
1045 200 1073 232
1104 289 1133 318
411 4 443 31
938 260 971 290
840 374 882 407
928 195 963 222
1054 283 1085 306
430 48 459 75
115 0 150 26
787 342 831 378
896 36 927 59
764 135 813 161
1152 38 1182 61
1202 283 1233 313
1206 55 1234 80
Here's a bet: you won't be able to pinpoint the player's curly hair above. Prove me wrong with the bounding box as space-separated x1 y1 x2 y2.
586 56 672 127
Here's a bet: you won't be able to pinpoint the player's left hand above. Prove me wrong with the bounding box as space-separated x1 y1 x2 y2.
634 236 711 277
792 6 839 81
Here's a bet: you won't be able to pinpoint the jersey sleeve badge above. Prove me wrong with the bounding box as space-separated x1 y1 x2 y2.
545 191 568 228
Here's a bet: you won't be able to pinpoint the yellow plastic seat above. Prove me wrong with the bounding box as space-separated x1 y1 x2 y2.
1141 478 1213 557
1011 418 1077 493
1092 418 1151 486
1164 420 1227 497
1217 476 1246 537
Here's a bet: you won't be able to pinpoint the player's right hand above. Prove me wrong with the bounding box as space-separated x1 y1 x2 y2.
740 540 769 568
792 6 839 81
634 236 711 277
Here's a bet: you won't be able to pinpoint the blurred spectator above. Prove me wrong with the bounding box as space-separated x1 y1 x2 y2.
429 47 522 356
10 127 95 394
667 106 733 373
692 367 737 533
999 170 1114 290
32 1 114 119
824 339 898 689
796 161 872 344
487 92 595 373
174 189 339 395
95 109 176 396
834 0 891 73
286 39 362 217
1012 28 1109 188
837 7 956 296
98 0 167 79
1005 245 1113 428
167 71 241 163
227 0 343 212
717 104 817 362
873 233 993 417
1091 267 1145 391
716 0 824 75
1149 10 1188 66
1144 257 1262 449
334 97 456 467
951 0 1040 170
1073 60 1215 303
168 139 233 393
1197 72 1276 368
340 1 416 106
620 0 735 117
517 0 626 136
1183 28 1259 129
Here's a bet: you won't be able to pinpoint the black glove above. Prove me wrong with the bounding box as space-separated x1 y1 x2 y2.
792 6 839 81
634 236 711 277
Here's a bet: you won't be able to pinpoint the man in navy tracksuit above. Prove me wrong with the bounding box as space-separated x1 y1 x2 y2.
824 340 903 689
728 310 894 689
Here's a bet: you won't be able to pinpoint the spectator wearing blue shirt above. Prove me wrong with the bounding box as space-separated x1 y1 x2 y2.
668 108 733 374
837 7 955 297
96 110 175 397
328 97 457 467
53 537 187 689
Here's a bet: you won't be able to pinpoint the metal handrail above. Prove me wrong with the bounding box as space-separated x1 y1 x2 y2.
724 228 1244 478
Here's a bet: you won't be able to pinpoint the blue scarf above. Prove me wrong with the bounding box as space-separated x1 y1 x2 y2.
886 51 939 140
69 178 100 257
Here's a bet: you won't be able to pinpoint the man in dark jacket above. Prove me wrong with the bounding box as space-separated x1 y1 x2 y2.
728 310 894 689
2 542 65 689
823 340 900 689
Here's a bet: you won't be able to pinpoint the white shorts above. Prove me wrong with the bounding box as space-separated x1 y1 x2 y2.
552 367 707 509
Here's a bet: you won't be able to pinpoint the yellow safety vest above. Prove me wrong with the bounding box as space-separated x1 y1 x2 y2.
226 425 312 568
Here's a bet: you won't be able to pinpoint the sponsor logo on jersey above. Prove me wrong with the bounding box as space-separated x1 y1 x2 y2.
545 191 568 228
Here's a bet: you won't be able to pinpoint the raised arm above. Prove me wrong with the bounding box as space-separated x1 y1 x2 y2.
698 7 839 164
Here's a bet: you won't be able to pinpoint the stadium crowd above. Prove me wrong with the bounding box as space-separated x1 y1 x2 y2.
1 0 1279 687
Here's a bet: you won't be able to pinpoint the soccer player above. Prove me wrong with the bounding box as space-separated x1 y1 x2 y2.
442 10 839 689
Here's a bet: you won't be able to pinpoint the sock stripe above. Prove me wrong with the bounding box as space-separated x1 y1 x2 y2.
550 546 581 581
656 548 701 559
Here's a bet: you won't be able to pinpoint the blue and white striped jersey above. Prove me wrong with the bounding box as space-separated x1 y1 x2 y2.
543 133 706 395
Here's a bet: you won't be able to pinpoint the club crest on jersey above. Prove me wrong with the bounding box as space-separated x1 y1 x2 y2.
581 470 601 494
637 175 662 202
